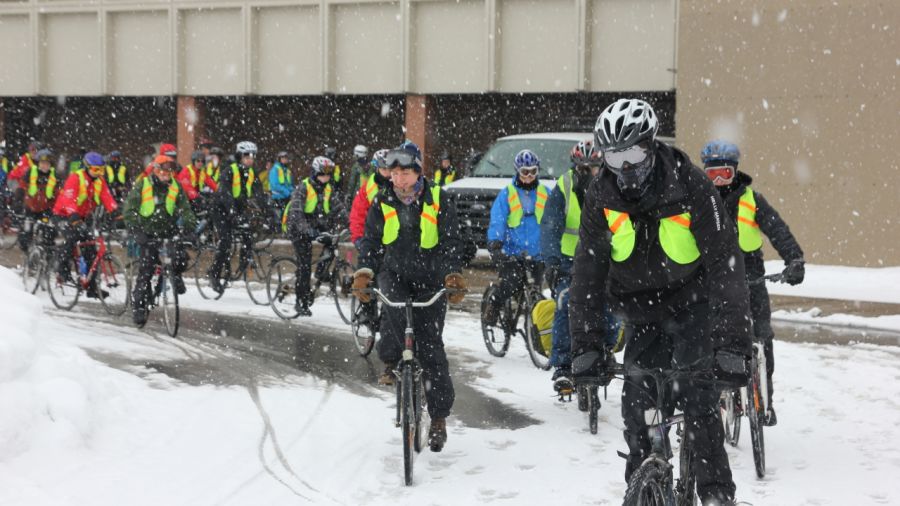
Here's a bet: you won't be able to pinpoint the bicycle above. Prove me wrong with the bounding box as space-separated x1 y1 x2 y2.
193 221 271 305
718 272 781 479
134 238 181 337
480 255 549 369
360 287 455 486
350 290 381 357
21 216 58 294
48 222 131 316
265 229 354 321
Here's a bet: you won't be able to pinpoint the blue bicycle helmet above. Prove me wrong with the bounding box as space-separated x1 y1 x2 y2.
700 140 741 164
514 149 540 170
83 151 105 167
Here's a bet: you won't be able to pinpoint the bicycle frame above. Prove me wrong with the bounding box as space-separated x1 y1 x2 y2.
73 232 110 289
741 342 769 419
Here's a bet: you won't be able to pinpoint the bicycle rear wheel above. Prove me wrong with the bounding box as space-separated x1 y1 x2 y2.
266 256 301 319
48 255 81 310
748 356 766 478
194 246 224 300
401 364 416 486
676 436 698 506
161 268 180 337
23 246 45 294
331 259 355 324
350 296 376 357
481 285 511 357
523 291 551 370
244 250 271 306
623 459 675 506
99 254 131 316
719 388 741 447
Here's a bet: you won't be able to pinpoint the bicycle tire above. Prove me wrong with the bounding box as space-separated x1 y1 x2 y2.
244 250 271 306
401 364 416 486
266 256 301 320
720 389 741 447
23 246 45 294
676 436 698 506
194 246 224 300
48 255 81 310
331 259 355 325
623 458 675 506
350 296 376 357
588 386 600 435
480 285 511 357
160 267 180 337
749 355 766 478
523 289 551 370
413 370 425 454
99 254 131 317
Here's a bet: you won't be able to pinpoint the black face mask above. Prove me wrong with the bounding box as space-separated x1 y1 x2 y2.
515 176 539 191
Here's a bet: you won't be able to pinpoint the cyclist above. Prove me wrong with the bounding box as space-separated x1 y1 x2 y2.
268 151 294 222
345 144 370 204
207 141 268 294
482 149 549 327
352 140 466 452
201 147 223 193
14 140 42 174
139 143 178 181
349 148 391 245
123 154 197 326
324 145 343 195
282 156 346 316
433 151 458 187
701 139 805 426
8 148 58 252
175 150 207 202
540 140 616 394
52 151 119 298
569 99 752 504
105 150 129 204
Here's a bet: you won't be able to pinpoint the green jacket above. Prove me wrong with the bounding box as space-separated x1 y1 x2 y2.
123 176 197 239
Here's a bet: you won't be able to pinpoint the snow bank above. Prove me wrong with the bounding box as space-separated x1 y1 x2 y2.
765 260 900 304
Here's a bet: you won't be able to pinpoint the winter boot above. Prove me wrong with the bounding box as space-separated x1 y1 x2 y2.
133 307 148 327
174 274 186 295
428 417 447 452
552 366 574 399
295 300 312 317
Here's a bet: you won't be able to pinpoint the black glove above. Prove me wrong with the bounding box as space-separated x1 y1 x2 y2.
317 234 333 247
782 259 805 285
713 349 750 388
544 263 560 289
488 241 505 264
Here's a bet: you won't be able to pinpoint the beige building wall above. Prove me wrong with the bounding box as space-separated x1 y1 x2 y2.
677 0 900 267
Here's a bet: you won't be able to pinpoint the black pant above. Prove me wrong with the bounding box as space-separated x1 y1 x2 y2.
210 212 252 281
58 222 96 285
621 303 735 503
376 270 454 419
749 281 776 404
489 258 543 309
132 241 188 311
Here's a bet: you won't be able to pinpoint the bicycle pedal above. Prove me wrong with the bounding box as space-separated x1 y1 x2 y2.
556 390 574 402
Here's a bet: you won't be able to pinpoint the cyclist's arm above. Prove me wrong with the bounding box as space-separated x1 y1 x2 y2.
487 187 509 246
121 184 142 230
540 185 566 267
175 187 198 232
357 195 385 271
754 191 804 263
568 182 612 351
348 185 370 244
99 180 118 213
285 187 312 239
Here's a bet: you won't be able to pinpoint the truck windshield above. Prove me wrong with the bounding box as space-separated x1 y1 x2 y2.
472 139 582 180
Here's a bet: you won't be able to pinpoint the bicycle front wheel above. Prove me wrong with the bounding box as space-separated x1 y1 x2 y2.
48 256 81 310
266 256 301 320
23 246 45 294
481 285 511 357
244 250 271 306
350 296 376 357
331 259 355 325
161 268 180 337
748 356 766 478
523 290 551 370
194 246 224 300
676 437 698 506
623 459 675 506
401 364 416 486
99 254 131 316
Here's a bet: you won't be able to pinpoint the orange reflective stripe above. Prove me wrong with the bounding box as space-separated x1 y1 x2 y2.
668 215 691 228
509 203 522 213
535 201 545 210
421 211 438 225
609 213 628 233
738 216 759 228
739 200 756 213
384 210 397 220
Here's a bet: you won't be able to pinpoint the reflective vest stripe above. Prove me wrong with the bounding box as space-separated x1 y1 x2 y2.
281 202 291 233
301 178 332 214
231 164 254 198
421 212 438 225
668 214 691 228
738 216 758 228
607 210 628 233
739 200 756 213
28 166 57 199
139 178 180 217
384 210 397 220
559 171 581 257
381 186 441 249
185 164 198 188
604 208 699 265
365 177 379 203
737 187 763 252
507 184 548 227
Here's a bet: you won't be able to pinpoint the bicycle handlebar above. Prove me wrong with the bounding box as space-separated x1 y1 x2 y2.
749 273 784 286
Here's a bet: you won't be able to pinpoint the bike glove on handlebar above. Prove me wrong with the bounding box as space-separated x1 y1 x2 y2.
444 273 467 304
782 258 805 285
713 349 750 387
352 268 374 303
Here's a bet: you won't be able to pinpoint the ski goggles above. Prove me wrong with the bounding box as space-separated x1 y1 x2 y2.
704 165 735 184
156 161 177 172
384 149 422 170
517 166 539 177
603 143 651 170
87 165 105 175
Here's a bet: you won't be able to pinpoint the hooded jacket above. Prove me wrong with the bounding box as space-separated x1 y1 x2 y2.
487 175 548 259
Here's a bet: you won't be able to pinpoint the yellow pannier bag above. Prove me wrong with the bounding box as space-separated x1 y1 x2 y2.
531 299 556 357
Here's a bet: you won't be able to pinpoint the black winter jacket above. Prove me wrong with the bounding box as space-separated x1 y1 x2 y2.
358 180 464 284
719 171 804 280
569 142 753 355
213 162 268 218
286 177 347 240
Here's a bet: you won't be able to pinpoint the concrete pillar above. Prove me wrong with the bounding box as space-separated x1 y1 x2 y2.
0 101 5 147
404 94 434 176
176 96 206 168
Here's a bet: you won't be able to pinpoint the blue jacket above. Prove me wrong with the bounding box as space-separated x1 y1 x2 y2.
487 177 547 259
540 182 572 273
268 162 294 200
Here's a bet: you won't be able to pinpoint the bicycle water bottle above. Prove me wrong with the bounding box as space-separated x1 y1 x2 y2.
77 255 88 282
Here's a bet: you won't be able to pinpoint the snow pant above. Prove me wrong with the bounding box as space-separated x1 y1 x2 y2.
488 257 543 311
375 270 454 419
621 303 735 504
132 240 188 311
210 212 252 281
749 280 776 405
549 275 619 368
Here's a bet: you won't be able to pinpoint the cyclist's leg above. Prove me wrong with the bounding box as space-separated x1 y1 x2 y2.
290 235 313 306
19 210 37 252
621 321 666 483
488 258 524 310
671 303 736 504
133 242 160 311
171 240 189 293
749 280 775 404
412 283 454 419
209 212 233 281
374 270 407 367
549 274 572 368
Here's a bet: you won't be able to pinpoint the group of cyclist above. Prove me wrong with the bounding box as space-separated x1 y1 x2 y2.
1 96 805 503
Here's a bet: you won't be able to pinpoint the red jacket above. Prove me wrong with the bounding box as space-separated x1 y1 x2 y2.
9 165 58 213
53 171 118 218
349 183 373 244
176 165 200 201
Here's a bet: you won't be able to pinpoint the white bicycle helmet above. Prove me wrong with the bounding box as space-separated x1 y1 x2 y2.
353 145 368 158
235 141 258 157
311 156 335 176
593 99 659 151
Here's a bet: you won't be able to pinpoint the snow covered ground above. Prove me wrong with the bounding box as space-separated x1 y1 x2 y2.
1 263 899 505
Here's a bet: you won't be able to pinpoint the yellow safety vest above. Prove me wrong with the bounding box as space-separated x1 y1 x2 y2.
201 163 219 188
333 164 342 183
435 168 456 186
506 184 548 228
139 177 181 217
28 166 57 199
230 163 255 198
364 176 379 203
381 185 441 249
106 164 127 185
276 164 292 185
604 209 700 265
737 187 763 253
1 157 8 173
558 171 581 257
183 164 198 189
75 171 104 206
302 178 332 214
